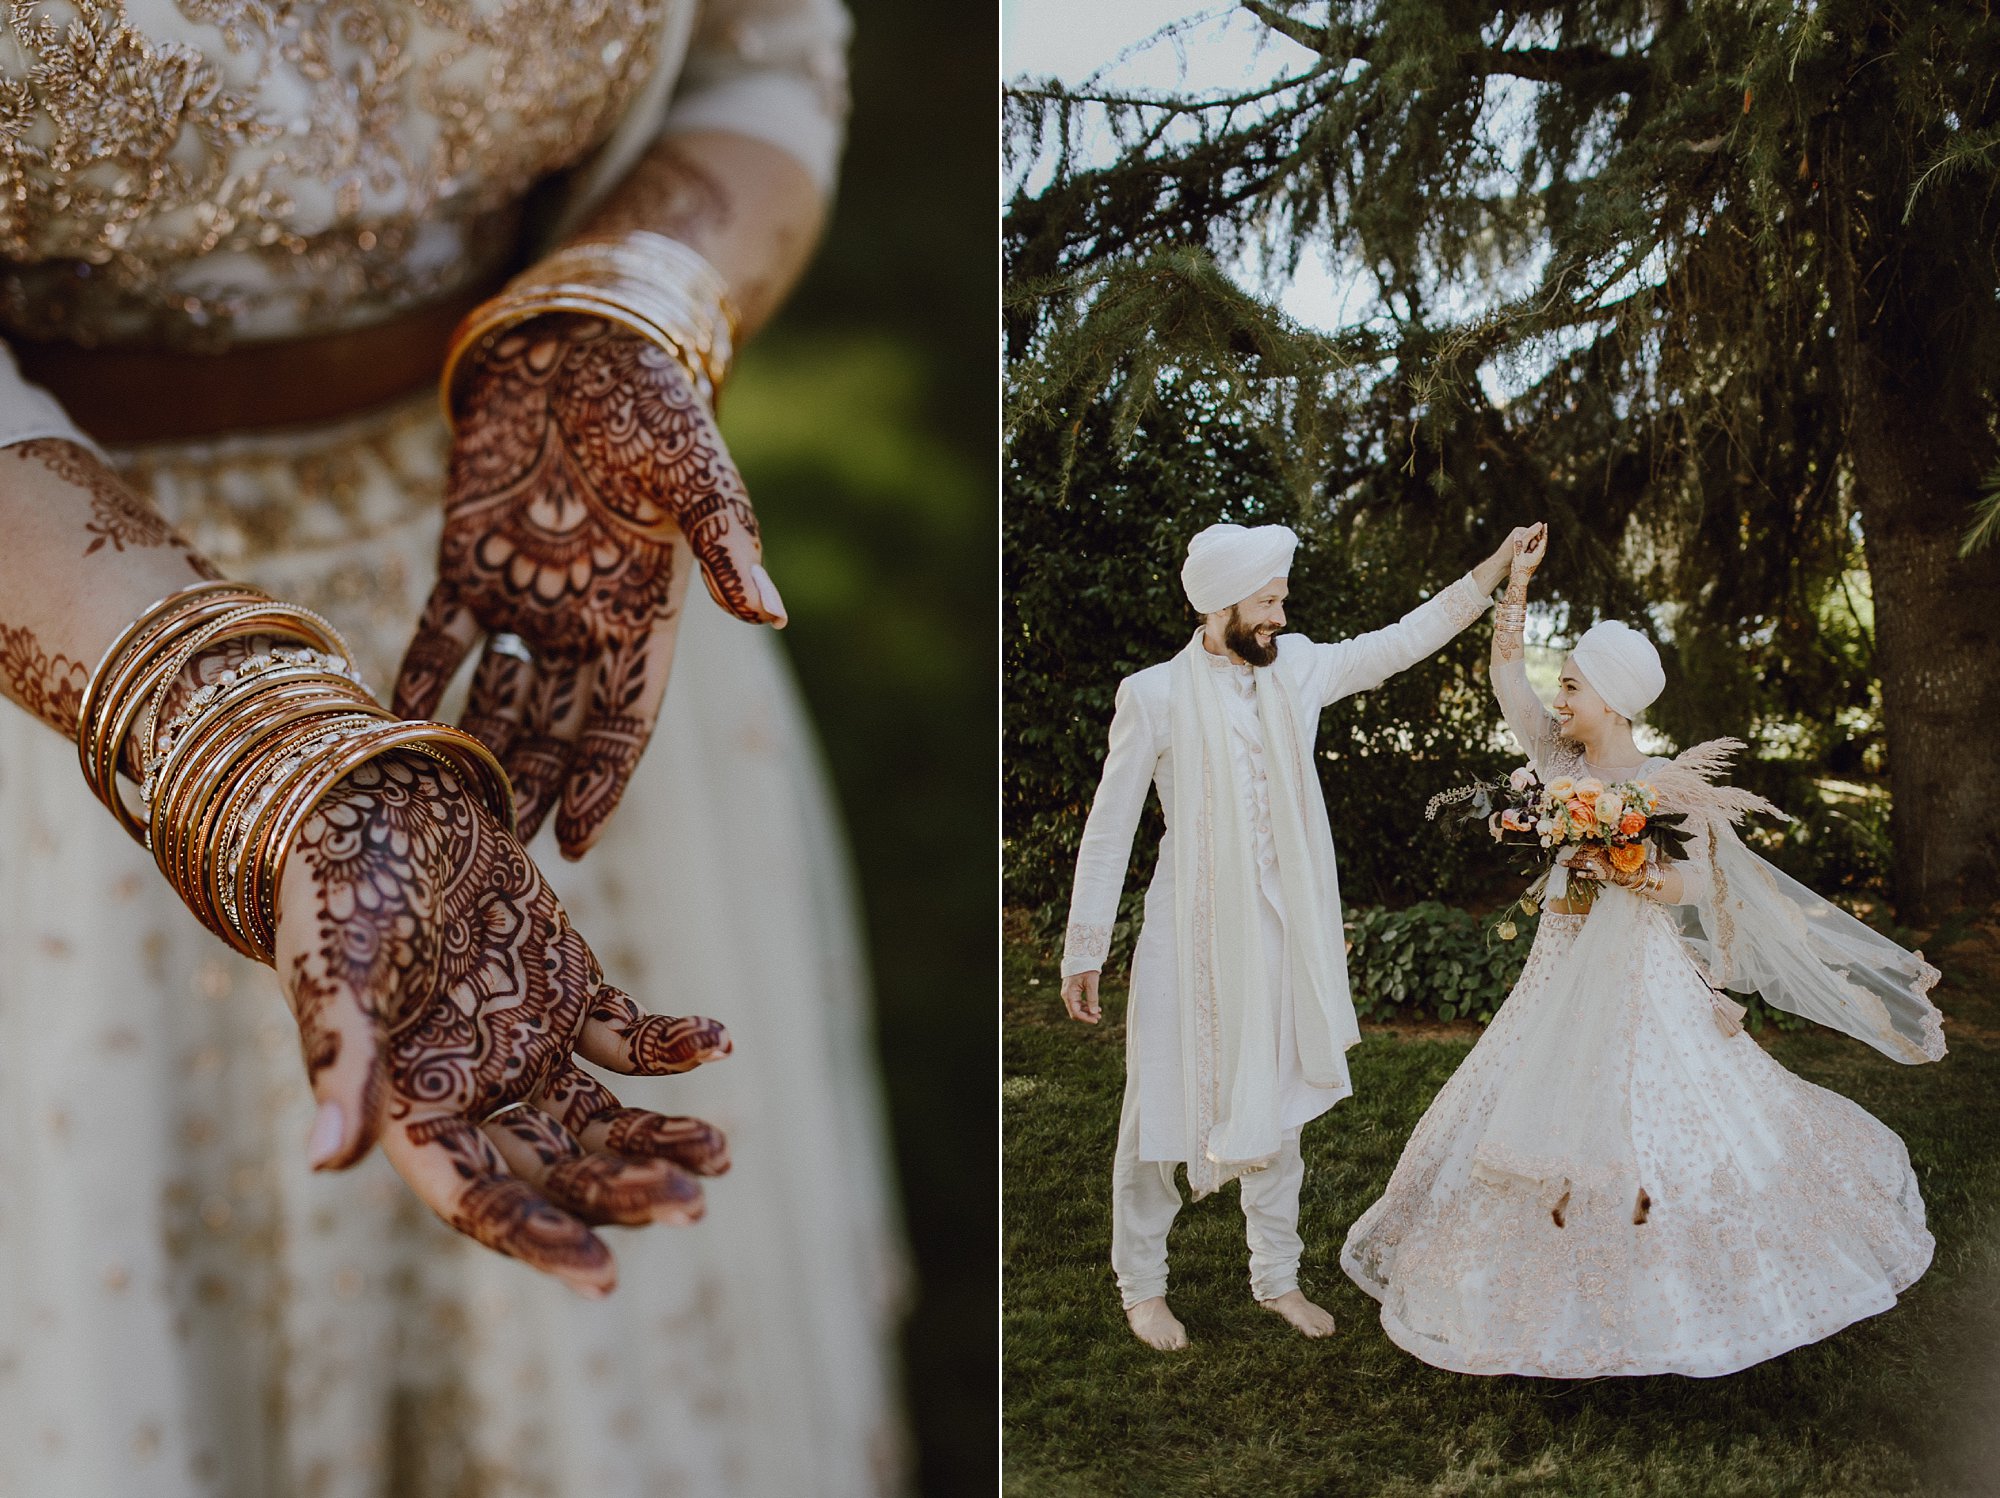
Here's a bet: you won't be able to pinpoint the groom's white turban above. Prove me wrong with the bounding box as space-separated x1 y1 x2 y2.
1570 620 1666 721
1181 523 1298 615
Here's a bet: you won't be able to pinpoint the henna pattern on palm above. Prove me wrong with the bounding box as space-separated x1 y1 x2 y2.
276 751 731 1293
394 313 780 860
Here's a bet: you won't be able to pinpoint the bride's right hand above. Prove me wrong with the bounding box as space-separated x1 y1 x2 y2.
1512 522 1548 579
273 749 732 1297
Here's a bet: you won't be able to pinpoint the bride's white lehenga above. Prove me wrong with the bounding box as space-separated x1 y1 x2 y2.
1341 902 1934 1378
1342 644 1944 1380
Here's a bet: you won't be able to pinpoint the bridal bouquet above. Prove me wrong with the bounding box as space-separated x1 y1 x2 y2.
1427 766 1691 926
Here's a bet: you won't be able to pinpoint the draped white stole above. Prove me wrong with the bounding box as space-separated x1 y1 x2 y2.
1168 632 1358 1199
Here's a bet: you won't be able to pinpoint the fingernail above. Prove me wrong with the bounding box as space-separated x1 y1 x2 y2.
750 564 787 628
306 1100 345 1169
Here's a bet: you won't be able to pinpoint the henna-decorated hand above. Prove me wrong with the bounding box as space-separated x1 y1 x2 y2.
395 312 785 859
276 751 732 1295
1511 522 1548 583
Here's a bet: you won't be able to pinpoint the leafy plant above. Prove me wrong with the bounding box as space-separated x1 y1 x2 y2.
1343 901 1532 1025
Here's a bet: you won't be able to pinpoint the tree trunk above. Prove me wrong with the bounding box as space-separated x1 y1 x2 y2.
1823 79 2000 925
1842 362 2000 923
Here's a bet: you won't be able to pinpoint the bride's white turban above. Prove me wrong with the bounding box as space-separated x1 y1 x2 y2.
1570 620 1666 721
1181 522 1298 615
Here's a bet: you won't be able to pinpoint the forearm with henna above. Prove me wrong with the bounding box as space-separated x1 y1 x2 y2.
0 440 732 1289
1493 568 1530 666
395 132 816 859
570 129 825 340
0 441 220 746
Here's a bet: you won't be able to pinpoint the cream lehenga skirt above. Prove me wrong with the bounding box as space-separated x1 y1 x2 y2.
0 394 908 1497
1342 908 1931 1379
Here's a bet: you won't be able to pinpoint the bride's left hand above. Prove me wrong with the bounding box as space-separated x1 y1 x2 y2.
1564 845 1634 886
395 313 787 860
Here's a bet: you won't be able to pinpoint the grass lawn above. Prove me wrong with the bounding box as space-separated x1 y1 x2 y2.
1003 911 2000 1497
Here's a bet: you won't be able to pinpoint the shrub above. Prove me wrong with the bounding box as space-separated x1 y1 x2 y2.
1343 902 1533 1025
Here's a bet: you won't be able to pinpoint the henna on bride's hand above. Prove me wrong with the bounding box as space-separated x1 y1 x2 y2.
277 750 731 1289
395 313 776 859
0 444 221 738
0 620 89 735
12 440 217 574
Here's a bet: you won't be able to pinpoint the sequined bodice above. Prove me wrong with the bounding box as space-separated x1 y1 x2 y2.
0 0 675 347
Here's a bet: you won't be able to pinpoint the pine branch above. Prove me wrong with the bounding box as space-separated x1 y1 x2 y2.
1239 1 1332 56
1459 44 1650 93
1961 464 2000 559
1904 124 2000 224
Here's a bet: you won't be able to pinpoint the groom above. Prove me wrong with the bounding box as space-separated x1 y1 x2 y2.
1059 520 1529 1350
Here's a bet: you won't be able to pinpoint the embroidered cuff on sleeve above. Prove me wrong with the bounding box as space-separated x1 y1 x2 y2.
1062 921 1113 974
1440 572 1491 632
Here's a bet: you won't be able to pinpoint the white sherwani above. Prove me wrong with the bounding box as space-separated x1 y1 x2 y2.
1064 572 1488 1168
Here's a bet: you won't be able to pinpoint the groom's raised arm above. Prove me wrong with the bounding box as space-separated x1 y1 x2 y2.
1061 674 1162 979
1302 571 1492 707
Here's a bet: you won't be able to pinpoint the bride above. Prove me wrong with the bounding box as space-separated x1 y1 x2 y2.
1340 523 1945 1378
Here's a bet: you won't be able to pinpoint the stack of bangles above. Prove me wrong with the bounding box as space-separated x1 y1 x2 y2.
1494 603 1527 631
440 228 738 424
1608 857 1668 896
76 580 514 964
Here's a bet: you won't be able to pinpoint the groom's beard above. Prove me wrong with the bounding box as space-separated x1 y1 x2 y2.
1224 608 1279 667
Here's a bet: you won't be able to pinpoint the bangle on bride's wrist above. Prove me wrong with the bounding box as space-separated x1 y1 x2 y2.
140 649 365 813
78 586 519 963
78 583 270 834
440 230 738 427
254 721 514 963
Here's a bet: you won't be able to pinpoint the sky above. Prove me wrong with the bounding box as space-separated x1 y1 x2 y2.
1000 1 1365 332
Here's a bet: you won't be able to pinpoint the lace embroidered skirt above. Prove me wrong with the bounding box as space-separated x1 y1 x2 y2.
1340 910 1932 1378
0 394 908 1496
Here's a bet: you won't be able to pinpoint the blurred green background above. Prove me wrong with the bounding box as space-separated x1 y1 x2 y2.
713 4 994 1492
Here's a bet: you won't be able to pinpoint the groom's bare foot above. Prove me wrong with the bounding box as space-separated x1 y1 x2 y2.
1259 1289 1336 1338
1125 1296 1189 1351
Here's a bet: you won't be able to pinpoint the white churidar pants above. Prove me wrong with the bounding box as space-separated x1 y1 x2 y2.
1110 891 1306 1308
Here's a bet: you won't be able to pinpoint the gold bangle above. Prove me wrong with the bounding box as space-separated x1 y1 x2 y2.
440 230 736 427
228 714 401 959
80 587 267 836
135 606 356 779
152 685 381 929
215 713 391 955
150 687 371 937
207 710 393 956
141 658 370 817
253 722 515 962
76 581 246 778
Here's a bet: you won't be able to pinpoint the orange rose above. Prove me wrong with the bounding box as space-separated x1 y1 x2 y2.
1566 798 1592 821
1609 843 1648 874
1618 812 1646 836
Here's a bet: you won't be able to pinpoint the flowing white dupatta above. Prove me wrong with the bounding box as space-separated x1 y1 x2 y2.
1168 633 1359 1199
1654 739 1946 1064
